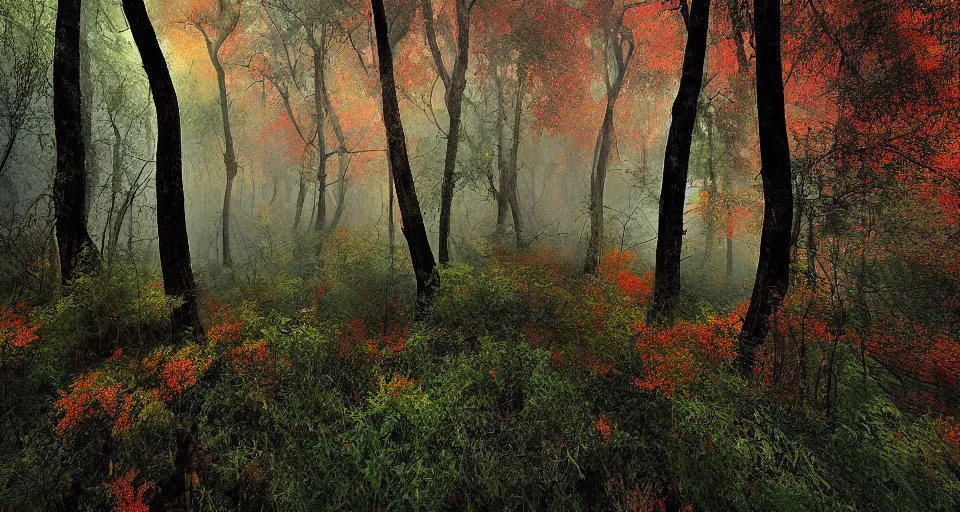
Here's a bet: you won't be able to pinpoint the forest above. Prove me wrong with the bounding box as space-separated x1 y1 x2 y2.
1 0 959 509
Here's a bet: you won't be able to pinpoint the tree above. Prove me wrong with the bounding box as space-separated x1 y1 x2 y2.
422 0 476 264
372 0 438 314
190 0 243 267
53 0 98 284
735 0 793 376
122 0 203 338
647 0 711 323
583 0 636 274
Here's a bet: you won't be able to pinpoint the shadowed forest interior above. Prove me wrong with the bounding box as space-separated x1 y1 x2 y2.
2 0 960 509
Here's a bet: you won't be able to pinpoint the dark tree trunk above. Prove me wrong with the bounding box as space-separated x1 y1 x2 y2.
80 0 97 220
507 67 526 249
735 0 793 377
292 172 307 233
372 0 438 315
123 0 203 339
806 210 816 290
423 0 473 265
648 0 711 323
494 80 510 231
309 30 328 233
106 116 123 263
54 0 98 284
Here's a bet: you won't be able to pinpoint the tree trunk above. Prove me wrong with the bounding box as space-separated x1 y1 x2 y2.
507 67 526 250
735 0 793 377
584 10 634 274
106 117 123 263
123 0 203 339
207 43 237 266
806 209 816 290
372 0 438 315
80 0 98 221
423 0 473 265
320 52 352 234
309 30 328 233
648 0 711 323
54 0 98 284
494 77 510 231
292 171 307 233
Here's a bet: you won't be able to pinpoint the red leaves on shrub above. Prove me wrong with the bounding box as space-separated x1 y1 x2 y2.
108 470 152 512
0 303 40 349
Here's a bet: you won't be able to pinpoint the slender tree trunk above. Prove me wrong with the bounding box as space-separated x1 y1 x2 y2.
206 43 237 266
507 67 526 249
806 208 816 290
423 0 473 264
726 202 734 278
123 0 203 338
584 12 634 274
106 118 122 263
648 0 711 323
309 31 328 233
54 0 98 284
705 107 716 260
735 0 793 377
320 55 351 234
372 0 438 315
292 171 307 233
494 78 510 231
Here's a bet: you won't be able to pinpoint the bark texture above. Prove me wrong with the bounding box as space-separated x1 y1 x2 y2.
647 0 711 322
372 0 438 315
123 0 203 338
736 0 794 377
53 0 98 284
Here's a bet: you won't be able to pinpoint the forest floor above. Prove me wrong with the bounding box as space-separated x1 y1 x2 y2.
2 237 959 511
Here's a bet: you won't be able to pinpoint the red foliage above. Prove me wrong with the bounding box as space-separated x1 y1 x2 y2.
55 372 128 436
633 314 740 396
108 470 152 512
0 303 40 350
594 417 613 444
385 374 420 398
207 321 244 346
158 356 205 400
599 251 653 304
228 340 278 388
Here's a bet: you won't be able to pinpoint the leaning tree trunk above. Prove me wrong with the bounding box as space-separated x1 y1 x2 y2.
53 0 98 284
372 0 438 315
735 0 793 377
647 0 711 324
123 0 203 339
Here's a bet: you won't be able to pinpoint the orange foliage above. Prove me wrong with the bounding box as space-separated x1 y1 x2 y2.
108 470 152 512
0 303 40 350
228 340 278 387
385 374 420 398
633 314 740 396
